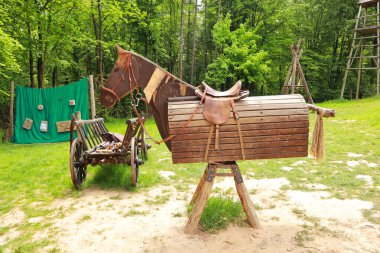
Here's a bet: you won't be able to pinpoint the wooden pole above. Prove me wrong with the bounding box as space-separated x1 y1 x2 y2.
185 162 261 234
377 1 380 96
356 39 364 100
9 81 14 132
3 81 15 142
283 38 304 96
190 167 208 204
281 57 294 94
185 165 215 234
75 111 82 120
296 60 314 104
288 43 314 104
291 39 302 95
89 75 96 119
291 45 297 94
234 178 261 228
341 5 362 99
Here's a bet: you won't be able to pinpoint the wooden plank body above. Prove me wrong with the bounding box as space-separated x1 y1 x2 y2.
168 94 309 164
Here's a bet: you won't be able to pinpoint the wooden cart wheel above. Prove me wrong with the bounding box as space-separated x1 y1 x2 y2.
130 137 139 186
70 138 87 189
140 131 148 161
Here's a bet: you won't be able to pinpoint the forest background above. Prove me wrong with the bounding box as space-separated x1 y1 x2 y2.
0 0 372 126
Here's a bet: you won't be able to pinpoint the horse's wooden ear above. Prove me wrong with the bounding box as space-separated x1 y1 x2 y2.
116 45 127 55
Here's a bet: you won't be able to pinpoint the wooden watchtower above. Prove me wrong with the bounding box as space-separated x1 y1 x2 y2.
341 0 380 99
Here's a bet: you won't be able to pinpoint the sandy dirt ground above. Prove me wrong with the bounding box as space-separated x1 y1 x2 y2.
1 173 379 253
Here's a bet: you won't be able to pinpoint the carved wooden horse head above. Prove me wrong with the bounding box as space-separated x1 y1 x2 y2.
99 46 196 149
99 46 142 108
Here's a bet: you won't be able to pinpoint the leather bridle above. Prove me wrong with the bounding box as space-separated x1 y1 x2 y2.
103 52 202 145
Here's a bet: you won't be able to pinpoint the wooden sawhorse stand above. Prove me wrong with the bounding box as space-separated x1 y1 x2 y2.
184 162 261 234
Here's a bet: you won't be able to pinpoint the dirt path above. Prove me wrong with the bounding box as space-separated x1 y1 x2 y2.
1 175 379 252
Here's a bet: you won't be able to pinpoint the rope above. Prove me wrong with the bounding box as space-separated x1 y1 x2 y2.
310 108 326 162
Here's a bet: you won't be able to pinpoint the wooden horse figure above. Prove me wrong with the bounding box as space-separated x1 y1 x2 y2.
100 46 335 233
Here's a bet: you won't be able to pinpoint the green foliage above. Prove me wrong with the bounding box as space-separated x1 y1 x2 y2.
0 0 374 126
0 27 22 78
206 14 270 92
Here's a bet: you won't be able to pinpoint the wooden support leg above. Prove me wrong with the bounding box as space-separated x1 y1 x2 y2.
190 165 208 204
356 41 364 100
185 165 216 234
185 162 261 234
232 165 261 229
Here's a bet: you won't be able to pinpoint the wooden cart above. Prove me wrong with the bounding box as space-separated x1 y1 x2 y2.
69 116 150 189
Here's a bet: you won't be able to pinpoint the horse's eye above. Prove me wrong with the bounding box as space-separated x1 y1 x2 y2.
114 68 120 72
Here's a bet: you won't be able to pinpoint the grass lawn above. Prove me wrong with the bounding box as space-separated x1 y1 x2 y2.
0 96 379 251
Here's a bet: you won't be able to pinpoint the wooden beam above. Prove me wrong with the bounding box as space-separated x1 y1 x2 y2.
234 175 261 228
185 163 261 233
185 165 215 234
89 75 96 119
306 104 336 118
9 81 14 132
190 166 208 204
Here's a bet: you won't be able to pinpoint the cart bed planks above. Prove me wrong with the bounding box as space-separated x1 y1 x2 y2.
168 94 309 164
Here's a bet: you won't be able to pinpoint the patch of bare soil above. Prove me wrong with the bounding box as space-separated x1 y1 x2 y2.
0 207 25 246
1 176 379 253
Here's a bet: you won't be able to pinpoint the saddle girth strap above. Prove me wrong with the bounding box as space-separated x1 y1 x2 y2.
215 125 220 150
230 100 246 160
203 100 246 162
204 125 214 162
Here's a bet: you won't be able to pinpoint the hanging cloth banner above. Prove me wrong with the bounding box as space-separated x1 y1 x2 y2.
12 78 89 144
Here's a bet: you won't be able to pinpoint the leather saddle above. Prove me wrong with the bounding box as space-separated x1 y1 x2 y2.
195 81 249 125
195 80 249 161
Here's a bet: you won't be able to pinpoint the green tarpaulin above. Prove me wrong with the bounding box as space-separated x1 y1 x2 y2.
12 78 89 144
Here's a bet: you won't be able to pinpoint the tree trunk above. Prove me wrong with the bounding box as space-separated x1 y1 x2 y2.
203 0 207 77
64 71 69 85
27 25 35 88
37 24 44 88
52 66 58 87
97 0 103 84
190 1 198 85
186 0 192 72
37 56 44 88
73 47 80 79
215 0 222 56
329 36 339 88
179 0 185 79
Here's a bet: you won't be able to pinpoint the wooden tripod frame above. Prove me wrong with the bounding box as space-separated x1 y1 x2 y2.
184 162 261 234
281 38 314 104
